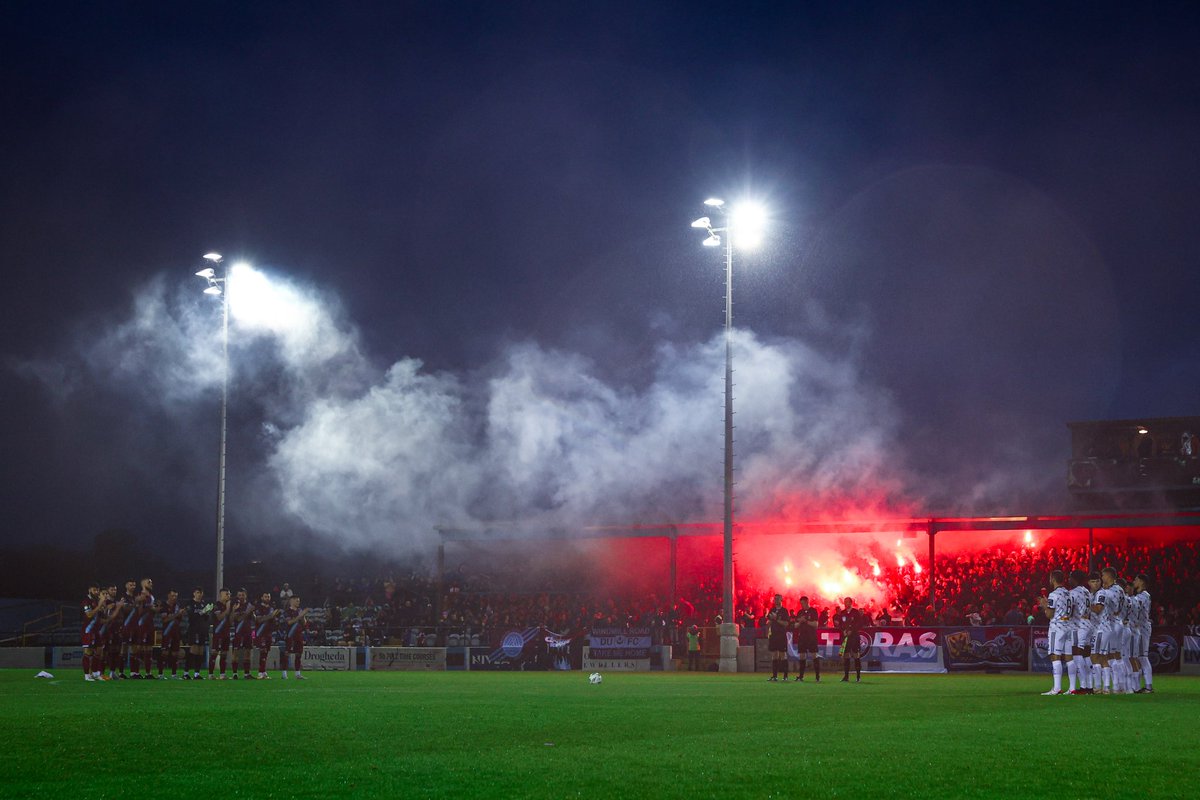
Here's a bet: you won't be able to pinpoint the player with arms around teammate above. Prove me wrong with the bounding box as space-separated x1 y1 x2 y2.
1037 570 1075 695
281 595 309 680
793 595 821 682
833 597 867 683
1132 573 1154 693
253 591 281 679
133 577 157 679
765 594 791 681
1090 567 1121 694
1068 570 1093 694
184 587 211 679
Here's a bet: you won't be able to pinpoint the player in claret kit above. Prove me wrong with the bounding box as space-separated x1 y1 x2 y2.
134 578 158 679
103 583 125 679
1068 570 1093 694
93 588 116 680
833 597 867 683
1038 570 1075 696
208 588 233 680
156 590 184 679
184 588 211 680
118 579 139 678
230 589 255 679
253 591 281 679
281 595 309 680
81 583 102 682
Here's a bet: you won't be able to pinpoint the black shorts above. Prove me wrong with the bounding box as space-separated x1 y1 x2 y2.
841 636 863 656
795 633 819 654
768 633 787 653
188 630 208 647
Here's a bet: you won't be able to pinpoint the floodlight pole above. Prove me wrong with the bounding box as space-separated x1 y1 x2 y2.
721 228 735 636
692 199 742 672
196 254 230 597
215 263 229 597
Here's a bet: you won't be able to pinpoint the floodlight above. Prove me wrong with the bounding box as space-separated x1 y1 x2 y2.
703 234 721 247
691 216 711 228
195 268 216 279
203 286 222 296
203 252 223 263
703 197 725 207
729 200 768 250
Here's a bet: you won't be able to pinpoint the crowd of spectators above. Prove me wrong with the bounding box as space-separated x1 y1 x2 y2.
267 540 1200 646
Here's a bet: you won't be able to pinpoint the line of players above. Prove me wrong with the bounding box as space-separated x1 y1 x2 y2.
80 579 310 682
1039 567 1154 696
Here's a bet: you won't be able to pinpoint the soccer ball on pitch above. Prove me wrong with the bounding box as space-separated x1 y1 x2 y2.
588 672 603 685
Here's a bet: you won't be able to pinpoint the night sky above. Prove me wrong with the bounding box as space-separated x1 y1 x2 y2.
3 3 1199 567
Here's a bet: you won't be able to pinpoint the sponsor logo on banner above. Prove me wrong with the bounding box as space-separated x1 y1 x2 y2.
300 647 354 671
369 647 447 671
943 626 1029 671
1185 626 1200 666
1148 628 1182 673
52 647 86 667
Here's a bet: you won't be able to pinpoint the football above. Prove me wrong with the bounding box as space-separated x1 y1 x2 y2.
588 672 603 685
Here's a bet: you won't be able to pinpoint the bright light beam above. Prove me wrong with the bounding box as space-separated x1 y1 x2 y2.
729 200 768 251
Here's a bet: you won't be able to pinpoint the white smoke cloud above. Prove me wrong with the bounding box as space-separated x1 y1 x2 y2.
15 263 922 556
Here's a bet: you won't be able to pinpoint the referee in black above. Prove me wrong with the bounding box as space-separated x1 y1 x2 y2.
766 594 790 681
183 587 211 680
833 596 866 682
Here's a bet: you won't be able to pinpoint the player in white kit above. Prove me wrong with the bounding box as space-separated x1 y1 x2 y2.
1131 573 1154 693
1068 570 1094 695
1085 572 1104 693
1091 567 1122 694
1111 578 1133 693
1038 570 1075 695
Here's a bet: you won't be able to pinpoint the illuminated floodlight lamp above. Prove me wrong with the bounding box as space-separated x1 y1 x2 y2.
703 233 721 247
195 267 216 279
691 216 711 229
1137 426 1149 435
203 285 222 296
203 252 223 263
729 201 768 250
703 197 725 208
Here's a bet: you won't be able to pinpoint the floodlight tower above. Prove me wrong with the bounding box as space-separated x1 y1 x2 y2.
195 253 229 596
691 198 767 672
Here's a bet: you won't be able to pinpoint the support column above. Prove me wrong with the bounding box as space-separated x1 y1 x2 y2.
669 532 678 610
435 542 445 621
927 521 937 610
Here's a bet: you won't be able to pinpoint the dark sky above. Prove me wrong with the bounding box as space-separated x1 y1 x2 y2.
3 3 1199 564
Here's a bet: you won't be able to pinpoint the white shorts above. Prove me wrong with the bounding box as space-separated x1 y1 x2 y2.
1092 624 1112 656
1074 623 1093 650
1129 629 1145 660
1109 625 1128 656
1048 625 1074 656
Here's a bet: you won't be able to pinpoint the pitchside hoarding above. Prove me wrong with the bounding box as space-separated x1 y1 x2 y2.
754 628 944 673
300 646 355 671
584 627 652 671
942 626 1029 671
367 647 447 671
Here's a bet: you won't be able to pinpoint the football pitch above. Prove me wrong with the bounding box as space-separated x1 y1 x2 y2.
2 670 1197 799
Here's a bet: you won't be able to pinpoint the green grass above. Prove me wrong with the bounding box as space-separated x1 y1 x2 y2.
2 669 1197 799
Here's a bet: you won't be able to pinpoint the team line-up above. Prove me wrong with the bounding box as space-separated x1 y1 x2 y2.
1038 568 1154 695
80 580 309 681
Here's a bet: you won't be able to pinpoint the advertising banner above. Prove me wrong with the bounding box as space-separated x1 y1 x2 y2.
756 628 943 673
942 626 1030 671
1184 626 1200 675
1148 627 1182 674
300 646 355 671
51 646 85 668
584 626 651 671
367 646 446 671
